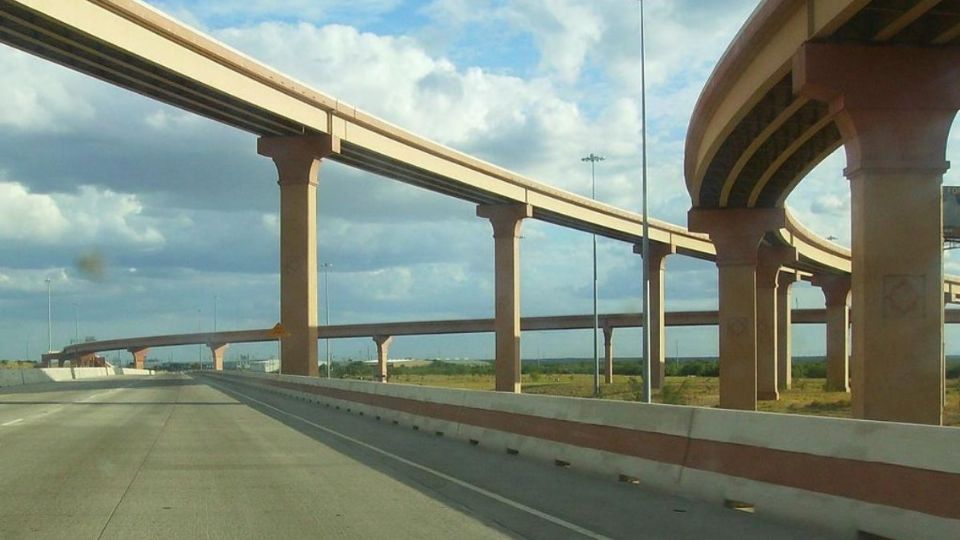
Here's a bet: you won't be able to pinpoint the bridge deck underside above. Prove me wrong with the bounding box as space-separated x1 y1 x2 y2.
693 0 960 211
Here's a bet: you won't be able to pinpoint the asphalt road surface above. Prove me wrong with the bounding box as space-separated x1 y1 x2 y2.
0 374 836 539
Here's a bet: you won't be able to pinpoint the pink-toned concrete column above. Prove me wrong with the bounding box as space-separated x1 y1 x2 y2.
776 271 797 391
796 43 960 424
602 325 614 384
373 335 393 382
128 347 149 370
633 242 674 389
689 208 786 410
756 246 796 401
258 135 339 377
209 343 228 371
813 275 851 393
477 203 532 393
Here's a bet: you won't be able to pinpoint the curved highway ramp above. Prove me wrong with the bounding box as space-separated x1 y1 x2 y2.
0 374 830 540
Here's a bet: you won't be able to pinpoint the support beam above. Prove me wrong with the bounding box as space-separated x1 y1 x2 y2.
602 325 614 384
209 343 228 371
813 275 851 393
128 347 149 370
776 270 797 391
795 43 960 424
258 134 339 377
373 335 393 382
633 242 674 389
477 203 532 393
689 208 786 410
756 246 797 401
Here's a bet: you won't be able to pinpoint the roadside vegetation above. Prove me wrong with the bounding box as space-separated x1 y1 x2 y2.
328 358 959 427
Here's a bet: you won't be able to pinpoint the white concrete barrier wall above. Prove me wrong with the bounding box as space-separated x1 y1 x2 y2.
0 367 155 388
35 368 74 382
219 371 960 540
0 369 24 387
72 367 112 379
117 368 153 375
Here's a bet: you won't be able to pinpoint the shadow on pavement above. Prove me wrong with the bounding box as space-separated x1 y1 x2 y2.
193 373 830 540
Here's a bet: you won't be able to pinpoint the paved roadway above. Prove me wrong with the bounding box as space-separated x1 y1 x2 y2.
0 374 836 539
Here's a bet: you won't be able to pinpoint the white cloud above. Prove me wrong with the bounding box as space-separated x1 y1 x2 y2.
0 49 96 132
0 180 164 248
0 181 68 241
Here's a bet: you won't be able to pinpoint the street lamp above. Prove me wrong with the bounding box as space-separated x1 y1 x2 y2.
45 278 52 353
320 262 333 378
213 294 219 332
197 308 202 370
581 153 604 397
73 302 79 345
639 0 653 403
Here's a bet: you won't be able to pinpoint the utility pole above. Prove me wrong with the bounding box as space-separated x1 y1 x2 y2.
581 153 604 397
45 278 52 352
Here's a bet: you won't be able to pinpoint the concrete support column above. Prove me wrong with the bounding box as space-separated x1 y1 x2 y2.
258 135 339 377
477 203 532 393
796 43 960 424
209 343 228 371
756 246 796 401
373 335 393 382
814 275 851 392
128 347 149 370
602 325 614 384
689 208 786 410
78 352 97 367
633 242 674 389
776 271 797 391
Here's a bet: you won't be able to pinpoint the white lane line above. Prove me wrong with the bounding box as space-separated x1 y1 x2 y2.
212 381 612 540
1 418 23 427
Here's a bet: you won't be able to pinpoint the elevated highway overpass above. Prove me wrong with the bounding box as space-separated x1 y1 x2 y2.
685 0 960 424
0 0 958 424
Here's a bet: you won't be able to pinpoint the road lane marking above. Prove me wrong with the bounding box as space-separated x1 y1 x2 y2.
211 380 613 540
1 418 23 426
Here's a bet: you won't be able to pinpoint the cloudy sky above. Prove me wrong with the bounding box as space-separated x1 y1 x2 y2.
1 0 959 364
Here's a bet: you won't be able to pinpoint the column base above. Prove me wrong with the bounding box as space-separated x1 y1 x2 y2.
824 382 849 393
757 390 779 401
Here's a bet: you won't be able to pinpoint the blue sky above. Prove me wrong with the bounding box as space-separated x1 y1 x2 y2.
1 0 959 364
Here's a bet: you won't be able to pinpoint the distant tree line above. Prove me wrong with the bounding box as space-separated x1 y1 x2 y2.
331 357 960 380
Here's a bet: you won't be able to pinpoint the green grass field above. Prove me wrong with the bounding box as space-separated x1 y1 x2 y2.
388 373 960 426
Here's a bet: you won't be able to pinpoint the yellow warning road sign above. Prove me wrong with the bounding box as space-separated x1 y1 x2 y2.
268 323 290 337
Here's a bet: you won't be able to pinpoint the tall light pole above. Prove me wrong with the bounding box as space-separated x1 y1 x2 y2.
45 278 52 353
581 153 604 397
197 308 202 370
213 294 219 332
320 262 333 378
639 0 652 403
73 302 80 345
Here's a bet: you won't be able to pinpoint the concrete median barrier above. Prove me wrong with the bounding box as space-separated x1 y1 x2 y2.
216 371 960 540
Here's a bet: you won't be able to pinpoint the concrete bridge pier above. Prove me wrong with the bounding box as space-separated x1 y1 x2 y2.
634 242 673 389
813 275 851 393
373 335 393 382
689 208 786 410
795 43 960 424
602 325 614 384
128 347 149 370
477 203 531 393
776 270 797 391
208 343 228 371
756 246 796 401
258 135 339 377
